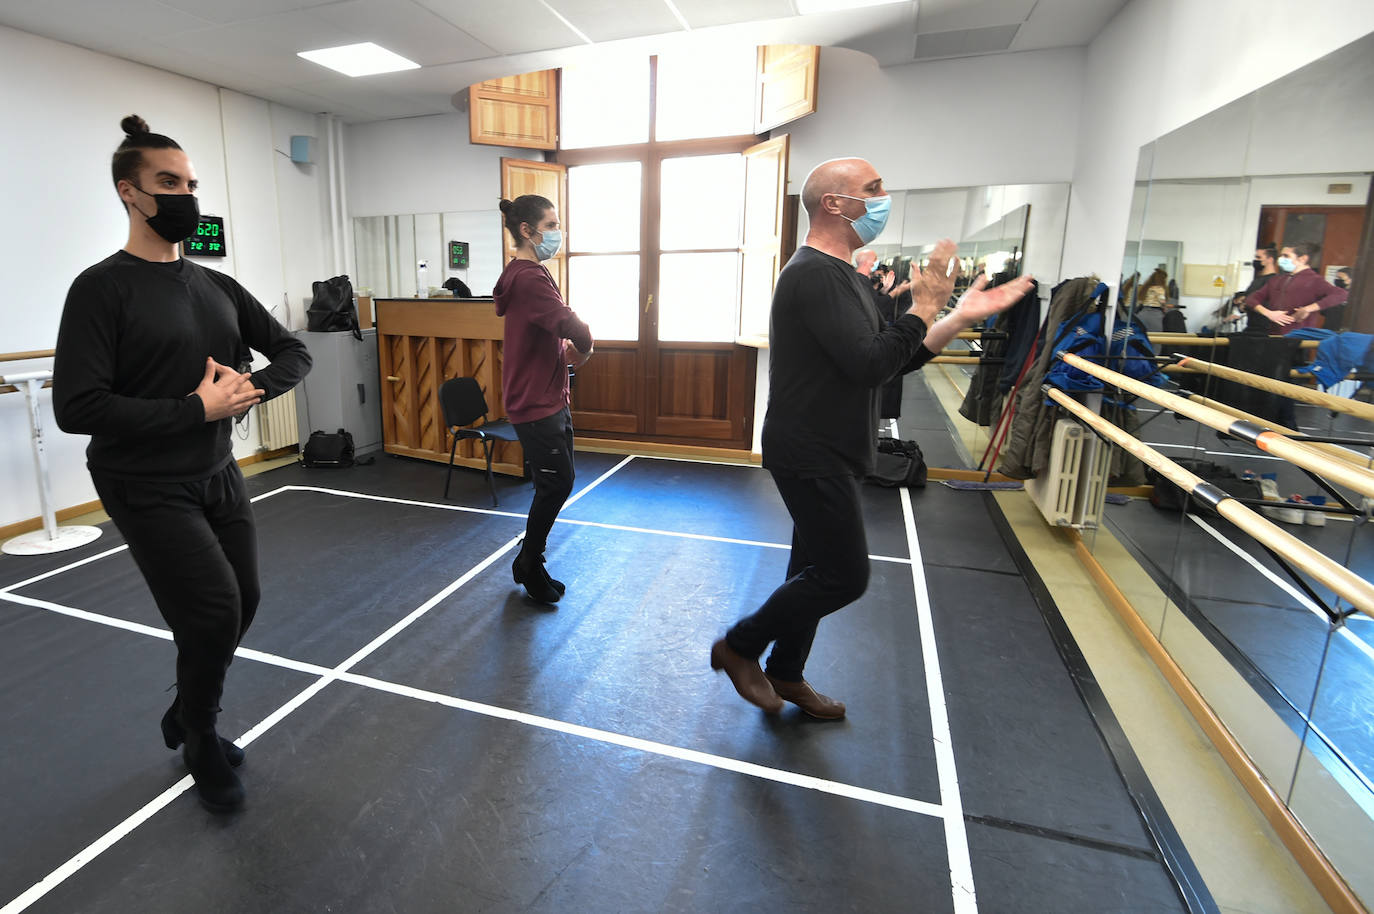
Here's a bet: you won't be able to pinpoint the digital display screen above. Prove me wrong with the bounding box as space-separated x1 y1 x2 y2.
183 216 227 257
449 240 468 270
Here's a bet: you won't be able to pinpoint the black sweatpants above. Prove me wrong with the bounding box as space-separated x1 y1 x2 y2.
92 462 259 730
726 473 870 682
513 406 575 557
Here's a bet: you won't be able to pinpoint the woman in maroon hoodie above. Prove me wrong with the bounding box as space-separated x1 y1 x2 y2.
493 195 594 602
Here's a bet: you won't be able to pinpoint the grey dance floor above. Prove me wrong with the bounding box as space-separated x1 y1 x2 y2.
0 389 1207 913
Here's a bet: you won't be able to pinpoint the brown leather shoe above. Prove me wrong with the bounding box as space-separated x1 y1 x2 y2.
765 675 846 720
710 639 783 714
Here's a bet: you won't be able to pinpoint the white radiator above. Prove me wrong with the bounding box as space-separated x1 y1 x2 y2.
258 390 299 451
1026 419 1111 529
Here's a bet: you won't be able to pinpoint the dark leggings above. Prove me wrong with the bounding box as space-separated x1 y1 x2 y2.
93 463 259 730
513 407 576 556
726 473 870 682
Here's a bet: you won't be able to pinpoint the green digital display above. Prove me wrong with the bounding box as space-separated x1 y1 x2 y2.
449 240 469 270
183 215 227 257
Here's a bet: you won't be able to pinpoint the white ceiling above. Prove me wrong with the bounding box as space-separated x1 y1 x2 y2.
0 0 1127 123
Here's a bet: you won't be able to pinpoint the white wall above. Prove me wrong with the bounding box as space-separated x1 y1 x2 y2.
343 113 540 298
1062 0 1374 286
345 113 537 217
786 45 1084 194
0 25 331 530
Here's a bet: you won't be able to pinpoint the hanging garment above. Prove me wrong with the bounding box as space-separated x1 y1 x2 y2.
997 277 1105 479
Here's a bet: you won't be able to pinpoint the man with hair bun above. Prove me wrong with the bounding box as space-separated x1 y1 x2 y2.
53 115 311 812
710 157 1033 719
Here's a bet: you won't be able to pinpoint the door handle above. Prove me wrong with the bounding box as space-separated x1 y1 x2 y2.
644 293 653 315
386 376 401 382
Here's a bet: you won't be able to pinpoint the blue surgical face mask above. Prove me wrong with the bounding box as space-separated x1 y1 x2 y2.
832 193 891 245
1277 255 1296 272
533 228 562 261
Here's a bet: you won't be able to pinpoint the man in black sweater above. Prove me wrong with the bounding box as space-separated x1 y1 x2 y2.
711 157 1033 718
53 116 311 811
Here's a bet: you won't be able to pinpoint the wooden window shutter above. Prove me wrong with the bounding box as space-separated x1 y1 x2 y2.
500 157 569 294
738 134 789 340
470 70 559 150
754 46 819 134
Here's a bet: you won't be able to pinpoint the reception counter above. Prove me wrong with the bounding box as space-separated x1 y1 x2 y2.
375 297 524 476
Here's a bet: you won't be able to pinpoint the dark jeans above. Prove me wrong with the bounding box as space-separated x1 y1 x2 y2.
513 407 575 557
726 473 870 682
92 462 259 729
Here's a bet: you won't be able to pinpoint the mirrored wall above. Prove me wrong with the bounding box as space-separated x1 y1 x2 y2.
353 210 506 303
1100 33 1374 906
869 183 1069 465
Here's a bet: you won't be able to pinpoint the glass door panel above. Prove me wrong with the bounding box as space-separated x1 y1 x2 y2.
658 252 741 342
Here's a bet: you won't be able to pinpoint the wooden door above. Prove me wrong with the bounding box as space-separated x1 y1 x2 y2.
470 70 558 150
501 157 568 292
755 45 819 133
739 134 790 339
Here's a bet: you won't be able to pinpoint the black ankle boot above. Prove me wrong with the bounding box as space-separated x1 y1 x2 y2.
161 697 245 767
512 550 561 603
182 727 244 813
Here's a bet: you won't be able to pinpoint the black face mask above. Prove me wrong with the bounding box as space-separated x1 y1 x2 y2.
1334 277 1348 289
1251 260 1263 271
131 185 201 243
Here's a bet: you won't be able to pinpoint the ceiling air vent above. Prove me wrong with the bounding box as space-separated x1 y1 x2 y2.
913 24 1020 60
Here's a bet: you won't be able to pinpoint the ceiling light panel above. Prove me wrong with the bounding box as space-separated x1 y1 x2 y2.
298 42 421 76
308 0 495 66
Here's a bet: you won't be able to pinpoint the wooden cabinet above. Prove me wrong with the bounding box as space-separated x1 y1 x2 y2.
469 70 558 150
375 298 524 476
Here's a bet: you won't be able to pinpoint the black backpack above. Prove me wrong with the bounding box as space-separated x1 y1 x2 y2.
866 438 928 488
302 429 355 468
1148 457 1261 516
306 274 362 340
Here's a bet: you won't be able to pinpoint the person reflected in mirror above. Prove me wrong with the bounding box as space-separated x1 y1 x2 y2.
52 115 312 813
1243 242 1347 334
1324 266 1354 331
710 157 1034 720
493 195 593 604
1161 298 1188 333
1134 267 1170 333
1236 245 1281 333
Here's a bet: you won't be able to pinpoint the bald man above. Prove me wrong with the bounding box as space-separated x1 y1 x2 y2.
711 157 1034 718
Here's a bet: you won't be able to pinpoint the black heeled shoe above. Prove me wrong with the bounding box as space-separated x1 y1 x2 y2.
512 550 561 603
182 727 245 813
162 698 244 767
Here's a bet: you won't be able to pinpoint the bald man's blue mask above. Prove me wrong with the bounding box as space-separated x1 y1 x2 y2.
831 193 891 245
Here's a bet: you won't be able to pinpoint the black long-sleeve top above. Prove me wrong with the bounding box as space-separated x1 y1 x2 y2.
763 246 933 478
53 251 312 481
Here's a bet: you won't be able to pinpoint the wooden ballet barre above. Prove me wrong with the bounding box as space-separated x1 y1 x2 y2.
1145 334 1320 349
1046 387 1374 618
1059 351 1374 499
1171 354 1374 423
930 356 986 365
1163 365 1330 384
1187 393 1373 469
0 349 56 362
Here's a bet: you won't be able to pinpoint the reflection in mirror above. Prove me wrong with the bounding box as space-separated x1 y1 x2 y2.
353 210 507 300
1098 33 1374 907
873 183 1069 469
